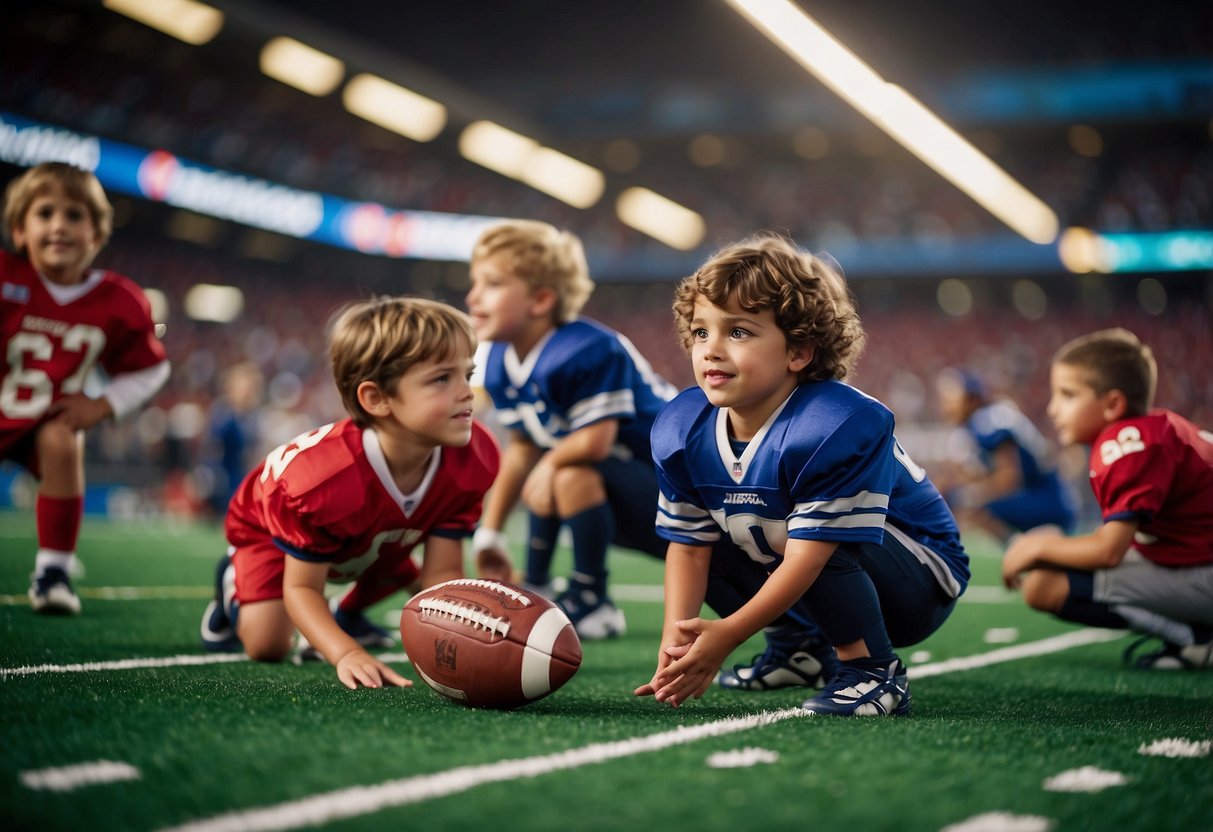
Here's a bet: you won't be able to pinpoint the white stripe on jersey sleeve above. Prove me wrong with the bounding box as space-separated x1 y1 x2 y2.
788 513 887 533
792 490 889 517
657 493 721 542
569 389 636 430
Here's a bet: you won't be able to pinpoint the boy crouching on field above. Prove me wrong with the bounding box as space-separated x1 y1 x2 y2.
200 296 510 689
1003 328 1213 669
637 234 969 716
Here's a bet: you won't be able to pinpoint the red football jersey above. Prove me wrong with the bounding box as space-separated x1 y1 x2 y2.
1088 409 1213 566
226 418 500 583
1 250 166 441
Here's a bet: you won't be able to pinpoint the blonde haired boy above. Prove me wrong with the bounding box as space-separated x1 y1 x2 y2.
1003 327 1213 668
201 296 509 690
466 220 676 639
2 162 169 615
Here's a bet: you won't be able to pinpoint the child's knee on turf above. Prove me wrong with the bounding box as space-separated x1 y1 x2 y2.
1021 568 1069 613
238 603 296 663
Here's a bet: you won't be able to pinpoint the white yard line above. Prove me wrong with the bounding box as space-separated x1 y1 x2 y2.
1 586 212 606
908 629 1125 679
155 628 1123 832
1 653 249 677
21 760 141 791
2 582 1019 606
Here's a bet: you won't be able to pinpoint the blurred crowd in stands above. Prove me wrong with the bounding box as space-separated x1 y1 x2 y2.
48 225 1204 525
1 4 1210 524
4 6 1211 263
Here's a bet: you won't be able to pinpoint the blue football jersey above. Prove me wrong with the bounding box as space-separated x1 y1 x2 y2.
483 318 677 461
654 382 969 597
968 400 1058 488
965 399 1077 531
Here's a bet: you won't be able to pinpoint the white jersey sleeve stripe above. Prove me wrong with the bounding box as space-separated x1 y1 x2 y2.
792 491 889 517
788 513 887 532
658 493 710 518
569 389 635 429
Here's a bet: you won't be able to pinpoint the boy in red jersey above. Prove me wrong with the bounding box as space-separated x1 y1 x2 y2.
2 163 169 616
201 296 511 690
1003 328 1213 668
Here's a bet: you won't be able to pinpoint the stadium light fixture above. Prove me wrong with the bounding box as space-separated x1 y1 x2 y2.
184 283 244 323
724 0 1060 245
103 0 223 46
142 288 169 327
459 121 539 178
616 187 706 251
343 73 446 142
260 37 345 97
460 122 605 209
523 148 605 209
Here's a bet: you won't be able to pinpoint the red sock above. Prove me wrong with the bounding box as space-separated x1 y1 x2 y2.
36 495 83 553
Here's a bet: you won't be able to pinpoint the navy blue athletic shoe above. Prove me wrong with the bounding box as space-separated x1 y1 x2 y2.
718 631 839 690
1123 635 1213 670
802 658 912 717
555 584 626 640
29 566 81 616
200 554 240 652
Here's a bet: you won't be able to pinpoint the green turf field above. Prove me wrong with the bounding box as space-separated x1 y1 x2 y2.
2 512 1210 832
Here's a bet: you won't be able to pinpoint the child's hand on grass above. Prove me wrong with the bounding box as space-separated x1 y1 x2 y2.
335 650 410 690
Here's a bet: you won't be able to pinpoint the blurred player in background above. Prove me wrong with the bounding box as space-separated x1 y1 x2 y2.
466 220 677 639
1003 327 1213 669
935 367 1077 540
637 234 969 716
199 360 264 519
200 296 511 690
1 162 169 616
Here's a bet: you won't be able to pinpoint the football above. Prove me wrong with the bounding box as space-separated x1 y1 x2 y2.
400 578 582 709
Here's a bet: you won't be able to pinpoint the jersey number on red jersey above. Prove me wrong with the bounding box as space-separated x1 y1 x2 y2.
1 324 107 419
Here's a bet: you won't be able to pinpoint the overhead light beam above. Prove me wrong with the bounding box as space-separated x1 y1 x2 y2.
616 187 706 250
459 121 605 209
260 37 345 97
724 0 1059 244
103 0 224 45
343 73 446 142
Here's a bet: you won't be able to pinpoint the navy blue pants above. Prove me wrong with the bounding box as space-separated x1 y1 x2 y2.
708 535 959 657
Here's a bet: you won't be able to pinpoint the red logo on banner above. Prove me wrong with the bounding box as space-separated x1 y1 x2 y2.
137 150 179 202
342 203 388 253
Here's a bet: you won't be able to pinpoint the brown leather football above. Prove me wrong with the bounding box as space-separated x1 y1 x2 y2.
400 579 582 709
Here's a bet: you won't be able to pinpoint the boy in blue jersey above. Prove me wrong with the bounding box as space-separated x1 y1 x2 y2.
465 219 679 639
635 233 970 716
936 368 1078 540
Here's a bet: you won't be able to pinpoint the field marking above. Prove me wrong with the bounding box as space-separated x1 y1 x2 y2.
705 747 780 768
1 653 249 678
1137 738 1210 758
0 630 1122 681
940 812 1052 832
160 708 807 832
156 628 1122 832
1 582 1019 607
1041 766 1128 792
907 629 1124 679
1 587 211 606
20 760 141 791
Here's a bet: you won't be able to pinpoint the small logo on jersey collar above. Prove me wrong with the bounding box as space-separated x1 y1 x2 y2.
2 282 30 304
731 461 743 481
